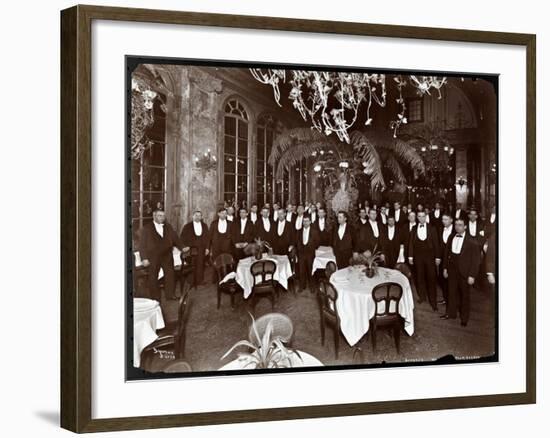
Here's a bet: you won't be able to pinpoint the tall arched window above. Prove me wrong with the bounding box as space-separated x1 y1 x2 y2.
256 115 276 206
223 99 249 206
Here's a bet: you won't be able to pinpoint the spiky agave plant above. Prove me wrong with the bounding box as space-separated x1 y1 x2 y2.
221 313 301 369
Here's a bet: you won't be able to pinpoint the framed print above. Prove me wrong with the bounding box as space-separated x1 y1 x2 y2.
60 4 536 433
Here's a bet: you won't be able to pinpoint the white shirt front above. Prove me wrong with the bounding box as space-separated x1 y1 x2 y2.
295 215 304 230
286 212 293 222
302 226 310 245
417 223 427 240
262 217 271 232
250 212 257 223
434 209 441 218
409 222 415 232
192 221 202 236
395 209 400 222
218 219 227 233
369 220 379 238
455 209 462 219
227 215 234 222
490 213 496 224
318 217 325 231
240 218 247 235
277 220 286 236
426 215 430 223
380 214 387 225
338 223 346 240
452 234 465 254
153 222 164 237
387 225 395 241
272 210 278 221
360 218 367 225
468 221 477 237
442 225 453 244
310 212 316 223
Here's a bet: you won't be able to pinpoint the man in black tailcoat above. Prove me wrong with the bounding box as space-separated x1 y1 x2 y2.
315 206 332 246
180 210 210 286
138 209 181 300
209 208 233 261
272 209 295 255
232 207 255 260
408 210 440 310
332 211 356 269
296 216 320 291
381 215 401 268
442 217 481 326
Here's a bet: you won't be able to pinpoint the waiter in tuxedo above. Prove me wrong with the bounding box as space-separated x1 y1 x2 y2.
437 212 454 305
408 210 440 310
180 210 210 286
454 203 468 222
249 203 259 226
467 208 485 245
430 201 444 231
442 218 481 326
138 209 181 301
381 215 400 268
308 204 318 224
257 206 274 244
393 201 404 225
357 207 381 253
293 205 307 233
209 208 233 261
232 207 255 260
315 207 332 246
332 211 356 269
484 232 496 291
272 209 295 255
401 210 417 264
296 216 320 291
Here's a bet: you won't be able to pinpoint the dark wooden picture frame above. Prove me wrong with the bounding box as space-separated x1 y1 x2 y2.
60 4 536 433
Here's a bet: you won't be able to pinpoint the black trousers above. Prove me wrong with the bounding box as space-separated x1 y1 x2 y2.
447 261 471 324
334 248 352 269
191 245 208 286
438 266 449 302
148 253 175 301
414 253 437 307
298 252 314 290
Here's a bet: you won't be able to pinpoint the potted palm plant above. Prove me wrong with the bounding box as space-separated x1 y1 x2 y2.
244 238 273 260
222 314 300 369
350 246 384 278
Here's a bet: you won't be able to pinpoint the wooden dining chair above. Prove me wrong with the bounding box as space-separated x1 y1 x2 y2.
250 259 278 312
317 279 341 359
213 253 241 309
140 291 191 372
325 261 337 280
287 247 299 295
370 282 404 353
248 312 294 346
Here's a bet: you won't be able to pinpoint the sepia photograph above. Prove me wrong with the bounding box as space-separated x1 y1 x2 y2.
127 59 498 379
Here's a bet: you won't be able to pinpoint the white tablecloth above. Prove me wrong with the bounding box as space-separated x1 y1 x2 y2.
312 246 337 274
219 350 323 370
134 247 182 279
223 255 293 299
133 298 165 367
330 266 415 346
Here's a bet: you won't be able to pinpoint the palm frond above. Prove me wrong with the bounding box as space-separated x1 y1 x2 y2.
269 127 333 165
275 142 338 180
349 130 385 189
380 137 426 176
383 154 406 184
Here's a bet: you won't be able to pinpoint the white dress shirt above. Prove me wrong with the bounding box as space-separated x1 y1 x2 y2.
452 233 465 254
318 217 326 231
369 220 379 238
338 223 346 240
286 212 293 222
250 212 257 223
277 220 286 236
227 214 234 222
218 219 227 233
295 215 304 230
360 218 367 225
380 214 387 225
394 209 401 222
310 212 317 223
468 221 477 237
434 209 441 219
442 225 453 244
409 222 415 232
272 210 278 221
417 223 427 240
240 218 247 235
262 217 271 232
302 226 310 245
387 225 395 241
192 221 202 236
153 222 164 237
490 213 496 224
455 209 462 219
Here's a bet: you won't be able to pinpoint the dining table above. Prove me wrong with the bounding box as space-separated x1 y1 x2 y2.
133 298 165 367
221 254 293 299
330 266 415 346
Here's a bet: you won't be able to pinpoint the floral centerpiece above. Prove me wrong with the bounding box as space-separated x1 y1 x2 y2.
243 238 273 260
222 314 301 369
350 246 384 278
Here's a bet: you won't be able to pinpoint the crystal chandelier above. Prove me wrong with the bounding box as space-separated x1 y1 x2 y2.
250 69 447 142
